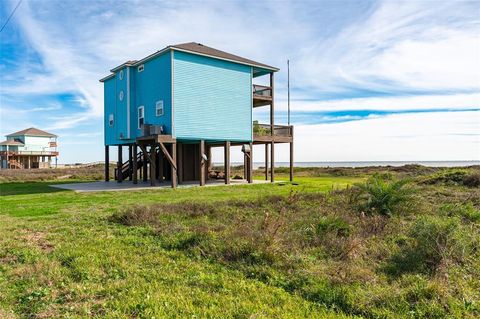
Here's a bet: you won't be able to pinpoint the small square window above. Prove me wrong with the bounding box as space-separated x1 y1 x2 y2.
138 64 144 72
109 114 114 127
156 100 164 117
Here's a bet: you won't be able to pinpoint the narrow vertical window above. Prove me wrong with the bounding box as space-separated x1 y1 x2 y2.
109 114 114 127
156 100 164 116
138 106 144 129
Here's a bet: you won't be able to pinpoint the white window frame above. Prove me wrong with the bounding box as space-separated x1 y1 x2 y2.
138 64 145 72
155 100 164 117
138 106 145 129
119 69 124 80
119 90 124 101
109 114 114 127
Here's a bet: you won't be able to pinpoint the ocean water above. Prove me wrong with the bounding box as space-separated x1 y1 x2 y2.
225 161 480 169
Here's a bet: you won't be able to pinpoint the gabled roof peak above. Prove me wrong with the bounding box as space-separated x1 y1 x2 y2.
6 127 56 137
169 42 278 71
101 42 278 81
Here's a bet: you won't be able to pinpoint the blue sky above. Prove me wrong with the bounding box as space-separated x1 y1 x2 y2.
0 0 479 163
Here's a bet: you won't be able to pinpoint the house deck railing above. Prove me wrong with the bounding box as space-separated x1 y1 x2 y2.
0 150 59 156
253 85 272 98
253 123 293 137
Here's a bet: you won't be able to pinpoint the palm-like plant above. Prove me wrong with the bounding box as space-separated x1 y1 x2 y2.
354 175 416 216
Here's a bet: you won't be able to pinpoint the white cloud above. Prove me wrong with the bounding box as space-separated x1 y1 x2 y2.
211 110 480 163
293 1 480 96
291 111 480 162
2 0 479 163
276 92 480 112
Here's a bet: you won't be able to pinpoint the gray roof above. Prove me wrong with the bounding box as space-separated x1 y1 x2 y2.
0 140 24 146
6 127 56 137
170 42 278 71
101 42 278 81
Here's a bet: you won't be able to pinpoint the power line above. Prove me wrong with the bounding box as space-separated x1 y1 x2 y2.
0 0 23 33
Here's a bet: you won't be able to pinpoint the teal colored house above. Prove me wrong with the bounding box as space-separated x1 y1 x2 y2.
100 42 293 187
0 127 58 169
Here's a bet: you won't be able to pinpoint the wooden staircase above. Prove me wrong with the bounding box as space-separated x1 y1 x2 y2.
8 159 24 169
114 151 146 181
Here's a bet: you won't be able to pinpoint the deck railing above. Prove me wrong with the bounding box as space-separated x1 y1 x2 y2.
253 122 293 137
0 150 58 156
253 85 272 98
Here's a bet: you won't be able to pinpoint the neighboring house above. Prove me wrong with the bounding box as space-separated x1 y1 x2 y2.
100 42 293 187
0 128 58 169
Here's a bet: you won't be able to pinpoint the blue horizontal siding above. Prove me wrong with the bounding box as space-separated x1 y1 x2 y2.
104 78 117 145
173 51 252 142
133 51 172 136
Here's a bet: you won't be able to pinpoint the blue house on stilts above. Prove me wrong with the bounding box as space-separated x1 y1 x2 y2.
100 42 293 187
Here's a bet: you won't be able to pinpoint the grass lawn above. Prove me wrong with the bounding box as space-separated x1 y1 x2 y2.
0 174 360 318
0 167 478 318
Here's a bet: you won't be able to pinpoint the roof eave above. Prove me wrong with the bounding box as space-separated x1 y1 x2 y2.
99 73 115 82
110 62 136 73
170 47 279 72
131 47 172 67
101 44 279 82
6 133 56 138
102 47 172 81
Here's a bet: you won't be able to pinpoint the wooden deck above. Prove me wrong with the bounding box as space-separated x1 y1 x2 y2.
253 84 272 107
253 124 293 143
136 134 176 144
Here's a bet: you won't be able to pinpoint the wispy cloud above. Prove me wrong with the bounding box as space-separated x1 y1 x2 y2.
1 0 478 162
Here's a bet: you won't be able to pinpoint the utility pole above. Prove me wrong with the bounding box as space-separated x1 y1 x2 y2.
287 59 290 126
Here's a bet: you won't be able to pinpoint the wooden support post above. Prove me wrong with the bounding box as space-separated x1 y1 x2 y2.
133 144 138 184
224 141 230 185
243 153 247 180
270 72 275 138
171 143 177 188
270 141 275 182
206 145 212 181
117 145 123 183
143 148 148 182
150 145 157 186
177 143 183 183
290 127 294 182
159 149 164 183
158 142 177 170
105 145 109 182
248 143 253 183
139 158 142 180
155 147 160 181
199 140 205 186
270 71 275 184
264 143 269 180
128 145 133 181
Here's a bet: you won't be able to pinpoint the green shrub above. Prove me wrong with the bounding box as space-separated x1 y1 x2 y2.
440 202 480 223
253 120 270 136
386 216 477 276
422 169 468 185
354 175 416 216
315 216 351 237
463 171 480 188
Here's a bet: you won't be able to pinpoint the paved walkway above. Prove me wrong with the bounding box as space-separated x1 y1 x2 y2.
51 179 270 193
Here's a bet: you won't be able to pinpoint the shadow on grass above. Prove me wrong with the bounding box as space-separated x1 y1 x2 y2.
0 182 71 196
